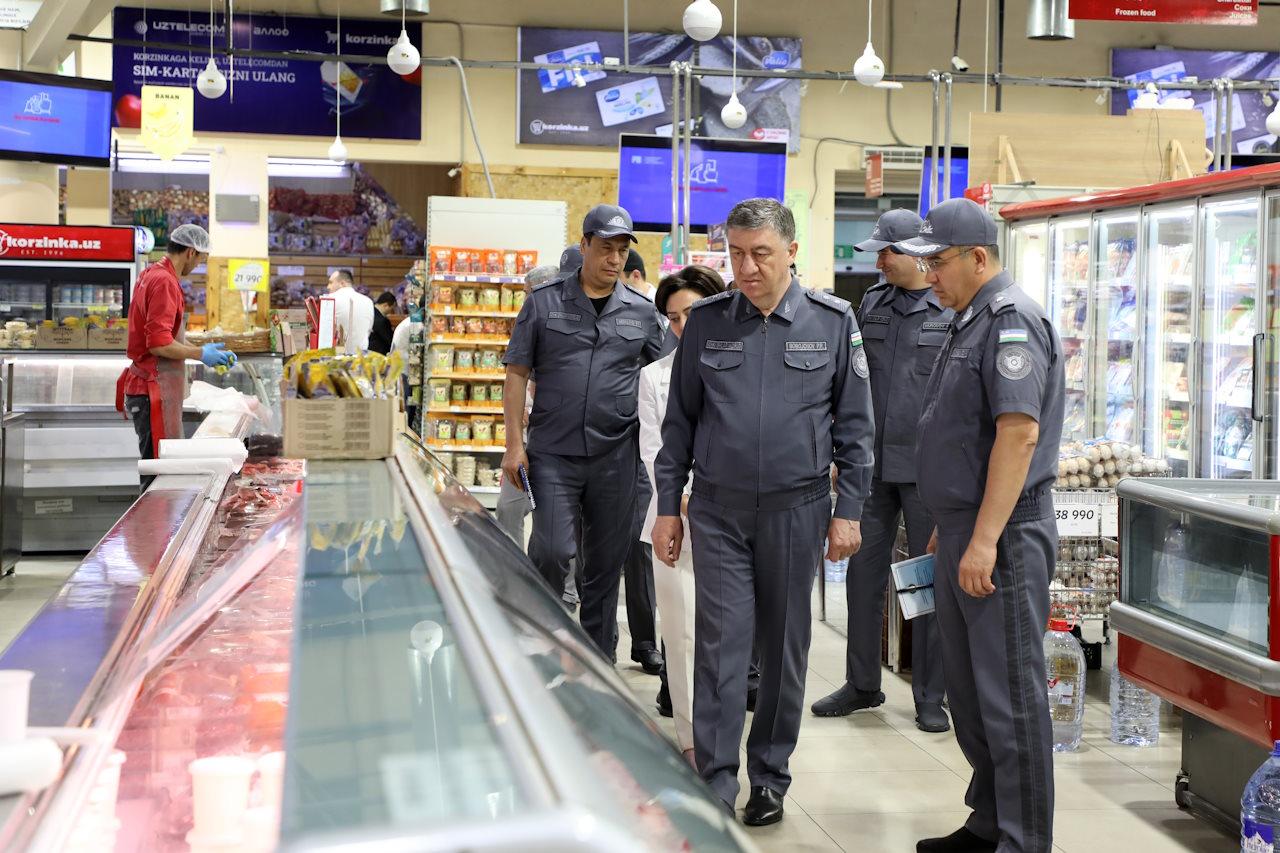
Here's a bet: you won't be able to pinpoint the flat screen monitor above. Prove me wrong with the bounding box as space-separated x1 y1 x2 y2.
918 146 969 217
0 70 112 167
618 134 787 233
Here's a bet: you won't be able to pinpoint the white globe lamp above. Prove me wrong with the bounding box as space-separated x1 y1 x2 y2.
853 42 884 87
721 92 747 129
196 58 227 99
682 0 722 41
387 30 420 75
328 135 348 164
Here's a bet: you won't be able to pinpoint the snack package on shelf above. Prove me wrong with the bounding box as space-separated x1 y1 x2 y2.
1055 439 1171 490
283 349 404 400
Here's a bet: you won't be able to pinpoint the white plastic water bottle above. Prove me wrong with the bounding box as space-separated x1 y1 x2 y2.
1045 616 1086 752
1108 657 1160 746
1241 741 1280 851
1155 522 1189 609
823 554 849 584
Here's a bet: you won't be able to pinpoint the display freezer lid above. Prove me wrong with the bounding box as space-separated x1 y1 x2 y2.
1116 477 1280 534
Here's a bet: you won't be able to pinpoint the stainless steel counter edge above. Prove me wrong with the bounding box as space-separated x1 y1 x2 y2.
1116 477 1280 535
1110 602 1280 694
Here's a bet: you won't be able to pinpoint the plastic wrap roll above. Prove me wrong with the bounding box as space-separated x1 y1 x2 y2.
138 458 236 479
0 738 63 795
158 438 248 469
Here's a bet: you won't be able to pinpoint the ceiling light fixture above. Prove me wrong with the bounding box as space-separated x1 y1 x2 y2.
720 0 746 129
682 0 722 42
386 1 420 76
853 0 885 87
195 0 226 99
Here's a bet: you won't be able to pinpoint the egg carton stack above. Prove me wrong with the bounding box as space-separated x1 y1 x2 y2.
1054 440 1171 490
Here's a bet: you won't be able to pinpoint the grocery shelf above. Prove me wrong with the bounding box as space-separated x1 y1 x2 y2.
429 335 508 346
428 405 505 415
430 306 521 319
429 371 506 381
430 273 526 285
429 443 504 453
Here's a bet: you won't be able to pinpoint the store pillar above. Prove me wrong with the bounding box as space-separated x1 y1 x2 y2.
0 162 58 224
65 168 111 226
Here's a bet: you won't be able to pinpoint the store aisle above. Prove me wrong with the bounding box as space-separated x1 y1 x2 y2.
617 587 1236 853
0 557 80 650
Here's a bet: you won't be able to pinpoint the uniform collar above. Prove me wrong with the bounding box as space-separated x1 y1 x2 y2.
563 270 633 317
954 271 1015 329
735 277 803 325
892 285 940 316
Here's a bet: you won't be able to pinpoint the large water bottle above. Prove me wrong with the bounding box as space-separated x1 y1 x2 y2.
1045 616 1086 752
1155 521 1189 609
1108 657 1160 746
1241 741 1280 852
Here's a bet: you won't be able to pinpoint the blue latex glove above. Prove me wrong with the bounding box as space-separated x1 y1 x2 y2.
200 342 233 368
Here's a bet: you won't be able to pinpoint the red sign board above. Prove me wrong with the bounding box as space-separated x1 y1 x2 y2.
865 153 884 199
0 224 135 263
1069 0 1257 25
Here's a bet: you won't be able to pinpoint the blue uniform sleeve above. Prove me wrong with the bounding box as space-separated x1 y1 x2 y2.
655 311 704 516
981 309 1052 422
831 309 875 520
503 294 539 368
642 307 665 365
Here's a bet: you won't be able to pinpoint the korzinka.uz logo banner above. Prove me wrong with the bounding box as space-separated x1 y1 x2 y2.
0 229 104 256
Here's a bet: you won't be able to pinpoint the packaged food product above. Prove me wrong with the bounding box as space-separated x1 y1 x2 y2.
489 383 504 403
450 382 468 405
434 417 454 442
430 345 454 373
450 248 475 274
465 317 485 336
455 418 472 443
430 246 454 274
479 349 501 371
430 316 448 334
494 421 506 445
450 316 468 335
471 384 488 405
483 249 503 274
516 250 539 274
457 288 478 308
434 284 454 307
499 287 514 311
429 378 451 406
480 286 501 307
503 250 519 275
481 318 500 336
454 347 475 372
499 319 514 336
454 454 477 486
473 416 494 443
511 289 528 311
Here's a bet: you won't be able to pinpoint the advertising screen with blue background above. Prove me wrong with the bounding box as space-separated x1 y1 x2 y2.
0 73 111 165
918 147 969 218
618 134 787 233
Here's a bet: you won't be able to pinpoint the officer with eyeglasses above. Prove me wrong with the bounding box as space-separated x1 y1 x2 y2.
895 198 1064 853
811 208 952 734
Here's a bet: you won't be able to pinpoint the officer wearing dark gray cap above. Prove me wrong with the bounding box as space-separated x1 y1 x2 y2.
559 244 583 274
811 208 951 733
896 198 1063 853
653 198 874 826
502 205 665 659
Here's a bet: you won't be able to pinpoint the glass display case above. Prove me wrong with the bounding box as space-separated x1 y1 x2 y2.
0 268 131 327
1093 212 1139 442
1144 204 1197 476
1008 220 1049 307
1049 217 1092 440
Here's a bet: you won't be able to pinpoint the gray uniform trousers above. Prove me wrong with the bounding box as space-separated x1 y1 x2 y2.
846 479 945 704
933 512 1056 853
688 481 830 807
621 461 658 652
527 435 638 659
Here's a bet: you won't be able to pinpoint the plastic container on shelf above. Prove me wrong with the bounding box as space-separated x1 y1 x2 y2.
1241 741 1280 851
494 420 506 445
471 384 489 406
428 379 450 407
1045 613 1086 752
450 382 468 406
473 416 494 444
454 348 476 373
1109 657 1161 747
429 345 454 374
455 418 473 444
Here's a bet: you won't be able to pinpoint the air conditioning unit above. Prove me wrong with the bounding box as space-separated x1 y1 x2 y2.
862 146 925 171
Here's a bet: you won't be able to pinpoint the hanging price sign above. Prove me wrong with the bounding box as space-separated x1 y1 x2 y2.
1053 490 1102 538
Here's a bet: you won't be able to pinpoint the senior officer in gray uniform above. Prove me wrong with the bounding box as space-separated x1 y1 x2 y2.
502 205 665 659
811 208 951 733
896 198 1063 853
653 198 874 827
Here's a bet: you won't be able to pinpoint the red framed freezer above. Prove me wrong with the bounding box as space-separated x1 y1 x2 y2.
0 223 137 331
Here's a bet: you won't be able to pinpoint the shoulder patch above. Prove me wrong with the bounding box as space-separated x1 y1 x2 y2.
531 277 564 292
806 289 851 313
691 290 735 308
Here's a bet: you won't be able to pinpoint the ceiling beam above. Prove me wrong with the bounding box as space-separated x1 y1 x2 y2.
24 0 96 69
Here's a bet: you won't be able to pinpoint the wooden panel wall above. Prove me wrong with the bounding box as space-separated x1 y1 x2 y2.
362 163 460 231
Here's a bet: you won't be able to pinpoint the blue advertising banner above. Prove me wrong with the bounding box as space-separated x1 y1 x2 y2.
112 7 421 140
517 27 803 153
1111 48 1280 154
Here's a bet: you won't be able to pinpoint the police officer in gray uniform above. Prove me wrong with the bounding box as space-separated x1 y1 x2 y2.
811 209 952 734
895 198 1063 853
502 205 665 659
653 198 874 826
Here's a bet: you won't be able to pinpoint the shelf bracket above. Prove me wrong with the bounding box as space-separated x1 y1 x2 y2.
995 135 1024 185
1165 140 1195 182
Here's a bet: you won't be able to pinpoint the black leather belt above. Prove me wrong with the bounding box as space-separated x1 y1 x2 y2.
692 476 831 512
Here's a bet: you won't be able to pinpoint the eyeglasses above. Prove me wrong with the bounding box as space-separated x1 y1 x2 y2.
915 247 974 273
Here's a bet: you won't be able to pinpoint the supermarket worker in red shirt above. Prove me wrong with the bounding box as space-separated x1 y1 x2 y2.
117 224 236 466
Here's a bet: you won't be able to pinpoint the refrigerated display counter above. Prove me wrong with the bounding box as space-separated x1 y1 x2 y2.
1 352 283 552
1113 476 1280 834
0 436 751 853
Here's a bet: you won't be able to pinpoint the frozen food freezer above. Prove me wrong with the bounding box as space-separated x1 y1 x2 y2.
0 436 752 852
1112 477 1280 835
1000 162 1280 480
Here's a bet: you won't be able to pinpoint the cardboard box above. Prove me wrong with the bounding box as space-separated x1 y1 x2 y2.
87 326 128 350
283 397 399 460
35 325 88 350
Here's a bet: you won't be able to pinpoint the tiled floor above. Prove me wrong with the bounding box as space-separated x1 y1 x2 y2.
0 556 81 651
616 583 1237 853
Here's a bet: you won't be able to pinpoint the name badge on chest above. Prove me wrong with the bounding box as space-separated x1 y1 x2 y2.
549 311 581 322
785 341 828 352
862 314 891 325
949 348 972 359
923 321 951 331
706 340 744 351
616 317 642 328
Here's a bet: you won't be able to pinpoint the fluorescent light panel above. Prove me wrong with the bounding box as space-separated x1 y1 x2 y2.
115 152 352 179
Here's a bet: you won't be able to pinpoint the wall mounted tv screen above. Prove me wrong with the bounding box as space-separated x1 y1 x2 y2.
0 70 112 168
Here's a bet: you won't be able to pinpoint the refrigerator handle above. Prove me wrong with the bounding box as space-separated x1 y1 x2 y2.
1252 332 1266 423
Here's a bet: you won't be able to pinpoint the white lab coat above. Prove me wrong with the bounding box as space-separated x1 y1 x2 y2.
638 349 696 752
328 286 374 352
390 315 422 360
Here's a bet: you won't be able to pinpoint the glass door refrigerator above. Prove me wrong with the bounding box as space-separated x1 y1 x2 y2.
1264 191 1280 479
1048 217 1092 441
1198 196 1261 479
1092 212 1140 443
0 225 136 333
1008 220 1049 307
1140 204 1197 477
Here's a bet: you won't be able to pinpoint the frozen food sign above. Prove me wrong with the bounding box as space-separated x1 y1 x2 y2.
0 225 136 261
112 7 422 140
518 27 802 152
1072 0 1257 25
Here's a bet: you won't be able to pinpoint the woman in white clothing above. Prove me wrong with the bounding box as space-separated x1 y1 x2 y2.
639 265 727 764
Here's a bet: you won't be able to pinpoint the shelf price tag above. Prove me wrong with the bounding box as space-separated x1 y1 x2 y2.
1099 492 1119 538
1053 490 1101 538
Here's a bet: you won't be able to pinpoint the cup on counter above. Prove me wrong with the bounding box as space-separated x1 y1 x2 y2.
255 751 286 810
189 755 256 837
0 670 34 743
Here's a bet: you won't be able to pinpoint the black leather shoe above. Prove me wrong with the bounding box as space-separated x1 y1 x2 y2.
633 646 663 675
655 681 673 718
742 786 784 826
810 683 884 717
915 701 951 733
916 826 998 852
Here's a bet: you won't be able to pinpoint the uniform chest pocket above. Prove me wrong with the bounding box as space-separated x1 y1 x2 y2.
859 323 890 373
699 349 743 401
546 316 584 336
915 328 948 373
612 320 646 359
783 350 831 404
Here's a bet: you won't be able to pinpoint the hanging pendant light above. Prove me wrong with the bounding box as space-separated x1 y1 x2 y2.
853 0 885 86
719 0 747 129
386 1 420 76
330 1 347 164
1267 93 1280 137
683 0 722 42
196 0 226 99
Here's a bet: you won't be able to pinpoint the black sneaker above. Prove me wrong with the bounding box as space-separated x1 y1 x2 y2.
916 826 997 852
915 701 951 733
810 683 884 717
656 681 673 718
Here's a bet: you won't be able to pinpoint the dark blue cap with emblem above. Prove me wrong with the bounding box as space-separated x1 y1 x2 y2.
855 208 923 253
895 198 998 257
583 203 638 243
559 245 583 274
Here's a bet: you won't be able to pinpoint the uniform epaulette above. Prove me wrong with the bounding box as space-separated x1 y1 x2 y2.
531 277 565 292
691 290 735 308
864 281 891 294
806 289 851 313
987 289 1020 314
